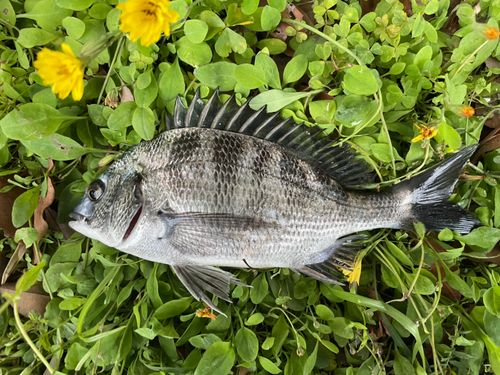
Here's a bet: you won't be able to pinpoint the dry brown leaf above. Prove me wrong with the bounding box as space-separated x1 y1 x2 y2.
1 242 27 284
120 86 135 103
32 160 55 264
0 176 25 237
44 207 75 240
0 281 50 317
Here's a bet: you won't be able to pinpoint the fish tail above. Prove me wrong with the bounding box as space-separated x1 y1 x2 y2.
395 145 480 233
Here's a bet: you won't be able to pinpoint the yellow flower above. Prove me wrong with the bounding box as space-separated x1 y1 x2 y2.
33 43 84 101
116 0 179 47
411 123 438 143
196 307 217 321
342 258 362 284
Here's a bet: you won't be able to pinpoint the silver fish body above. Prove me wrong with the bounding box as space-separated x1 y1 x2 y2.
69 91 479 311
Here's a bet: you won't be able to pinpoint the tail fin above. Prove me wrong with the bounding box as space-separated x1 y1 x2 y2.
395 145 480 233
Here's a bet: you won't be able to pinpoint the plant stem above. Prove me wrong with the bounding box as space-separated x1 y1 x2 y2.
452 39 488 80
97 36 126 105
13 300 54 374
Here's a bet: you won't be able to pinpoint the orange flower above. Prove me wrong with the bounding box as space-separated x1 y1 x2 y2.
196 307 217 321
484 25 500 40
411 123 438 143
459 106 475 118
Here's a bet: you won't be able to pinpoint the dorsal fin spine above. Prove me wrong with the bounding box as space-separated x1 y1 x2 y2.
211 94 236 129
225 101 251 131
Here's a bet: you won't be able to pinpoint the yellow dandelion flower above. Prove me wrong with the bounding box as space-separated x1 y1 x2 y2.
196 307 217 321
116 0 180 47
411 123 438 143
341 258 362 284
33 43 84 101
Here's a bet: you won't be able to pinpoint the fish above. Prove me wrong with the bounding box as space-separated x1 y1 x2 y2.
69 89 480 314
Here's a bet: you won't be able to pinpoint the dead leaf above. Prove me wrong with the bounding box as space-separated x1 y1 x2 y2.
0 281 50 317
120 86 135 103
0 176 25 237
32 160 55 264
1 242 27 284
44 207 75 240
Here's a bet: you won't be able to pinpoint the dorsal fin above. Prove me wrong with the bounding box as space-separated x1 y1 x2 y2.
164 89 374 188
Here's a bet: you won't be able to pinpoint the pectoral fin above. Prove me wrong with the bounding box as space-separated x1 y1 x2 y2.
292 234 367 284
172 265 250 316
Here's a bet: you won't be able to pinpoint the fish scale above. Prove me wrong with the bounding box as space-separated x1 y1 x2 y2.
69 89 480 314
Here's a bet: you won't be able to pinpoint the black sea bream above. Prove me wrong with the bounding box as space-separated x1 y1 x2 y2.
69 90 479 313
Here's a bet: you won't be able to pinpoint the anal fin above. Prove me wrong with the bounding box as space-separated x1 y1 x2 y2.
292 234 366 284
172 265 250 316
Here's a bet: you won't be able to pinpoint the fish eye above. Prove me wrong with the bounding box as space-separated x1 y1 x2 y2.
87 179 106 202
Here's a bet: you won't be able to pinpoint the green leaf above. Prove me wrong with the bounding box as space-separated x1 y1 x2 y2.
189 334 222 349
176 37 212 67
16 262 45 294
444 267 473 299
195 62 238 92
283 54 308 86
62 16 86 39
268 0 286 11
241 0 259 15
194 341 235 375
235 64 266 89
371 143 402 163
18 0 72 30
107 102 137 130
153 297 193 319
184 20 209 44
315 304 334 321
159 58 185 101
259 356 281 374
17 29 60 48
132 107 155 141
14 228 40 248
215 28 247 57
394 350 416 375
455 227 500 250
12 186 41 228
0 0 16 25
256 39 287 54
250 89 322 112
303 342 318 375
484 286 500 317
50 240 82 266
272 314 289 356
21 133 89 161
59 297 86 310
246 313 265 325
0 103 70 140
56 0 96 11
135 71 158 108
388 62 406 75
250 273 268 304
261 5 281 31
235 327 259 362
255 51 281 90
65 343 88 370
438 123 462 150
385 240 413 266
343 66 379 96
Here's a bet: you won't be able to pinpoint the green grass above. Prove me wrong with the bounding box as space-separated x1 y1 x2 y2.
1 0 500 374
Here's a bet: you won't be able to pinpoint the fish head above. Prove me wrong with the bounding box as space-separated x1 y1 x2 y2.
68 168 143 248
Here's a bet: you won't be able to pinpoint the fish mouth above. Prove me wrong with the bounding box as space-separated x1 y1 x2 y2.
69 211 86 222
123 204 143 242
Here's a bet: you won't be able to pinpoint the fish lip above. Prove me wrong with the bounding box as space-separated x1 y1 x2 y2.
69 211 86 222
